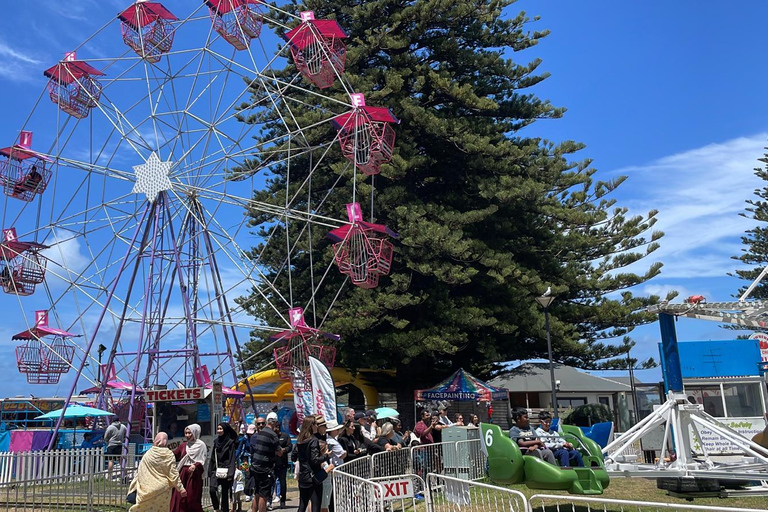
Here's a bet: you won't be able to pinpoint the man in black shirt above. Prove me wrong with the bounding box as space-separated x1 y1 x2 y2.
250 415 282 512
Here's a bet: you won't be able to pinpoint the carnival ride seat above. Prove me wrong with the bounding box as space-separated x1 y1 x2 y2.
332 104 399 176
481 423 609 495
286 16 347 89
43 53 104 119
577 421 614 449
118 1 177 63
207 0 262 50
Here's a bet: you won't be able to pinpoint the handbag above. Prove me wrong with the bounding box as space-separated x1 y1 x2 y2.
215 450 229 479
126 490 137 504
313 466 328 484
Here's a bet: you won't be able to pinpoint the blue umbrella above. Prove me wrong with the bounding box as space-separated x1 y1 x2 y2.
35 403 115 420
375 406 400 419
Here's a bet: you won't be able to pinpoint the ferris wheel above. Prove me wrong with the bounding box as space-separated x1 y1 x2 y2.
0 0 399 441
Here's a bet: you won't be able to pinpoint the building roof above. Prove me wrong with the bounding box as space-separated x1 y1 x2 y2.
489 363 632 393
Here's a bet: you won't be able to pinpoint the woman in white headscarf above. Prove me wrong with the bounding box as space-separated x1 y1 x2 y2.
128 432 186 512
170 424 207 512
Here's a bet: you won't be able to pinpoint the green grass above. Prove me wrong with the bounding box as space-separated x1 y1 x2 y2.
509 476 768 510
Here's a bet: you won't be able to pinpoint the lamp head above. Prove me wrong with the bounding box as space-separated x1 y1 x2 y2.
536 295 555 309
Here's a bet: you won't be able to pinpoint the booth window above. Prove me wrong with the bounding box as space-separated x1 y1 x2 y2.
722 382 762 418
684 382 764 418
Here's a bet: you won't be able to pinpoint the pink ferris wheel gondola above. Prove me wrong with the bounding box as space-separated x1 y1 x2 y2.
43 52 105 119
285 11 347 89
0 131 52 203
271 307 339 380
327 203 397 289
118 1 178 63
206 0 263 51
331 94 399 176
14 311 79 385
0 227 48 296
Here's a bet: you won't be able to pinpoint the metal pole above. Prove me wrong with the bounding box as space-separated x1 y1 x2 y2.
544 307 558 418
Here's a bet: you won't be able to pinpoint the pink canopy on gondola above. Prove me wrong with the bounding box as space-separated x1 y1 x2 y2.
205 0 259 15
80 380 145 394
13 324 80 340
0 145 51 162
209 384 245 397
326 220 398 243
43 60 104 85
284 19 347 50
331 106 400 130
0 239 47 260
118 1 177 28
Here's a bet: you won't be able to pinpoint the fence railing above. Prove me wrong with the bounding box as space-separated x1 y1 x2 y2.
0 451 217 511
0 448 111 485
426 473 528 512
336 439 487 483
333 469 384 512
0 445 146 486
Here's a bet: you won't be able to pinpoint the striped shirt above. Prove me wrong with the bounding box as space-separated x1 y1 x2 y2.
250 428 279 469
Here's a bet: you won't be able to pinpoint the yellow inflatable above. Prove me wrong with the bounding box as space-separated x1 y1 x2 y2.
233 367 380 406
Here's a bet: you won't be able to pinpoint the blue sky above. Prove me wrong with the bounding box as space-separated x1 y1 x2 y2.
517 1 768 380
1 1 768 398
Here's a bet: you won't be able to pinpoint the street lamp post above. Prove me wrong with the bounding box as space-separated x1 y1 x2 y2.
536 294 558 418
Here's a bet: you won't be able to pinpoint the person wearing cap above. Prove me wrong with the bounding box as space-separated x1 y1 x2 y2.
363 410 379 441
438 405 453 427
271 413 292 509
321 420 346 512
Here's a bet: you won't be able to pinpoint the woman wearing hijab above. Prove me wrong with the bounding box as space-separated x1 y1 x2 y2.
171 424 207 512
128 432 186 512
209 422 238 512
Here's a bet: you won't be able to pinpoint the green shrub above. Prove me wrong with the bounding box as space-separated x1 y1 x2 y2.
562 403 613 427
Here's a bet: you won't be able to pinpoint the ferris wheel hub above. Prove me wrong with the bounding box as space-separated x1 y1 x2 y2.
131 152 173 202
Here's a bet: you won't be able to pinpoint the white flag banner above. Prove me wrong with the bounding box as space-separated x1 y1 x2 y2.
292 370 313 426
309 356 337 422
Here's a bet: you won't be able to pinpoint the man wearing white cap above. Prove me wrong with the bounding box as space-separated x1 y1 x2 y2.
321 420 346 512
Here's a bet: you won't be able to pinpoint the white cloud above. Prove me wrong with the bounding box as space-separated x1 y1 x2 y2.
0 39 44 83
0 41 42 65
614 133 768 280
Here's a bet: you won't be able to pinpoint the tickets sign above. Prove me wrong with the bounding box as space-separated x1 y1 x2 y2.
146 388 204 402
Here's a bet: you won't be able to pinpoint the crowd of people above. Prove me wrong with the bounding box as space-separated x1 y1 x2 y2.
127 405 483 512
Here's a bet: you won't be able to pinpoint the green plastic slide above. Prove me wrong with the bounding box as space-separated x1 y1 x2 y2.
480 422 610 495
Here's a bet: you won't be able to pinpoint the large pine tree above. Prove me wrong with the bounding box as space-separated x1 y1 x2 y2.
238 0 665 419
733 151 768 299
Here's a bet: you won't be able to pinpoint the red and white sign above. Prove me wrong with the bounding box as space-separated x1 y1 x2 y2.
146 387 204 402
377 478 414 501
749 332 768 363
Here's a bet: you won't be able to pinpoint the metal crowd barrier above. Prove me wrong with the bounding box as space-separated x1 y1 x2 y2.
333 469 384 512
371 446 412 478
0 454 215 511
426 473 528 512
371 473 425 511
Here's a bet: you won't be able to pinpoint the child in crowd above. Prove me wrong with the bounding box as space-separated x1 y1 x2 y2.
232 463 246 512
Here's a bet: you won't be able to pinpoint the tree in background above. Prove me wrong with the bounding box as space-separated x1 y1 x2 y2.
237 0 666 421
732 152 768 299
